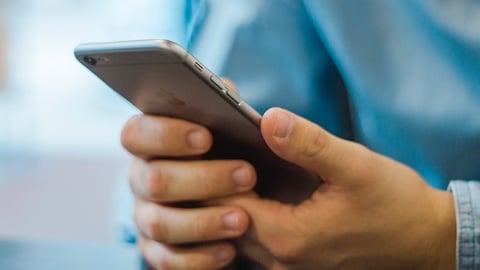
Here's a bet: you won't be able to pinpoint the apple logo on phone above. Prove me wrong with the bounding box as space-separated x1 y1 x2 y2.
136 87 187 113
154 88 187 107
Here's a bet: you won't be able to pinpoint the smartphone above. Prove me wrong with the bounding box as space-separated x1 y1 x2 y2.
75 39 319 204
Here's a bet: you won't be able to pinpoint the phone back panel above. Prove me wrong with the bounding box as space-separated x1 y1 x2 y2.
75 40 319 204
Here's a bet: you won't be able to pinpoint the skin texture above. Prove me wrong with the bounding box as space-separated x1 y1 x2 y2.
122 93 456 269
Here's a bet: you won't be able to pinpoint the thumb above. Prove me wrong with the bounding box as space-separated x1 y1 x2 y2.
261 108 378 186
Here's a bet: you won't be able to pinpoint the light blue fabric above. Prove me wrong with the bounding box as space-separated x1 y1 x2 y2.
450 181 480 270
190 0 480 189
187 1 480 269
118 0 480 268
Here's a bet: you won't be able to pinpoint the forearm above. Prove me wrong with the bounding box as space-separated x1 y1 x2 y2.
449 180 480 270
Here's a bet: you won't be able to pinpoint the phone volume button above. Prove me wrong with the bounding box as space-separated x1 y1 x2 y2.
226 90 242 105
209 75 224 91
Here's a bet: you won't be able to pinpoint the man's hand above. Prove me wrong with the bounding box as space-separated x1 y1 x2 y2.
213 107 457 270
122 115 256 269
122 105 456 270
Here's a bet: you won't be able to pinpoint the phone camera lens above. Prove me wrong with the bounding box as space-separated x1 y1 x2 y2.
83 56 97 66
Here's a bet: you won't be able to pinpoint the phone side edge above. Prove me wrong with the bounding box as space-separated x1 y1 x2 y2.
181 53 262 127
74 39 189 62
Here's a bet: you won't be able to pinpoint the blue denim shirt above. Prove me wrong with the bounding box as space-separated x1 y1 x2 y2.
117 1 480 268
450 181 480 269
186 1 480 269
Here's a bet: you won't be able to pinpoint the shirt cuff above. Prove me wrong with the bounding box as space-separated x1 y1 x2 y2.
448 180 480 270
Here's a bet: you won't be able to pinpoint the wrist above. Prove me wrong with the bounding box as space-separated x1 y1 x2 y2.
428 190 456 270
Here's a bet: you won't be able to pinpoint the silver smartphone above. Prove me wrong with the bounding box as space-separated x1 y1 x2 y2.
75 39 319 204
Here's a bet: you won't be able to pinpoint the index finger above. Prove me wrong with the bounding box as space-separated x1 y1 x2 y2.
121 115 213 158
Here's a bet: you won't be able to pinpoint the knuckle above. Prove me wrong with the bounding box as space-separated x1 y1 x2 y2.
191 218 209 239
135 203 170 243
300 127 330 158
349 143 378 181
137 237 175 270
130 160 170 200
147 214 170 243
144 165 169 200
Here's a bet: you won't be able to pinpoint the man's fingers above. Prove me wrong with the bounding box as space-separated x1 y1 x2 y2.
213 194 305 263
121 115 212 158
135 199 249 244
130 158 256 202
139 236 236 270
261 108 379 186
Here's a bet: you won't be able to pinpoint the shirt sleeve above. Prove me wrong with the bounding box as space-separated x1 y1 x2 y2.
448 181 480 270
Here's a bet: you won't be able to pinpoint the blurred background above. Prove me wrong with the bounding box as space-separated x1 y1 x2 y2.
0 0 184 244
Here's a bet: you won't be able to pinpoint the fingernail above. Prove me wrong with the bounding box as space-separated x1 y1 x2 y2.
232 166 251 188
187 130 208 149
273 111 294 138
222 212 240 230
